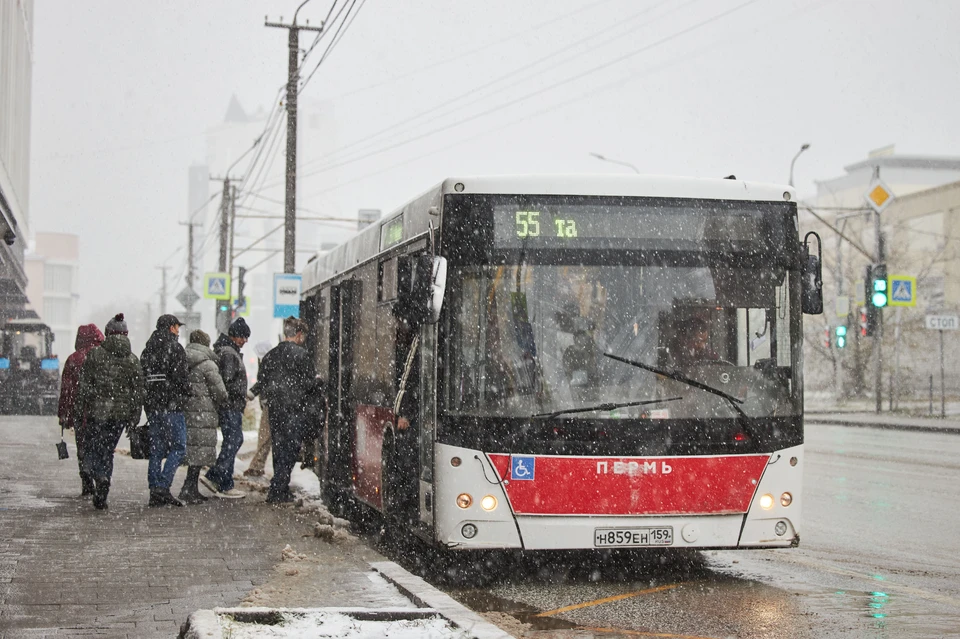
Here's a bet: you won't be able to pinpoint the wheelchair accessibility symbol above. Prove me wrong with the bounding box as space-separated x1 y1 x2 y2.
511 455 535 481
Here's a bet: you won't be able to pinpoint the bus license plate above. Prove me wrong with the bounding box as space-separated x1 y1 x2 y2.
594 527 673 547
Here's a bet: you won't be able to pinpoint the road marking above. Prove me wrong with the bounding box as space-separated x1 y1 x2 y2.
535 583 680 617
583 628 718 639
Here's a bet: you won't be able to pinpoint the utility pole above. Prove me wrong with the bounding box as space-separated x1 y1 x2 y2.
179 221 202 297
157 265 169 315
266 6 323 274
209 177 235 335
228 184 238 277
873 167 886 414
217 178 231 273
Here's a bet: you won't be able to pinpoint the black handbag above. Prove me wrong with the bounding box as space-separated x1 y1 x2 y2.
128 422 150 460
56 427 69 460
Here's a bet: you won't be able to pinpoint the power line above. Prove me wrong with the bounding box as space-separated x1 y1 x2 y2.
324 0 626 103
298 0 802 201
299 0 364 94
285 0 764 189
282 0 690 185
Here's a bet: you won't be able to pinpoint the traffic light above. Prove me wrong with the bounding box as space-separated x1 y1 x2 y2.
835 325 847 349
865 264 886 336
870 263 888 308
823 327 831 349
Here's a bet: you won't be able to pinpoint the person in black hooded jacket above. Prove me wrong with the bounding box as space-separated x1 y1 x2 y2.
140 314 189 507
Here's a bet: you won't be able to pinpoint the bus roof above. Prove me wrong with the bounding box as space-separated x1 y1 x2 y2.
302 174 797 292
436 174 795 201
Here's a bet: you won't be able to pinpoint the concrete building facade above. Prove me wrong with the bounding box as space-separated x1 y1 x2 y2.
801 147 960 404
0 0 34 319
24 233 79 358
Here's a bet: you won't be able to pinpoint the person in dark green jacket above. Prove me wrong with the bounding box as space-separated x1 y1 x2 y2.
75 313 144 510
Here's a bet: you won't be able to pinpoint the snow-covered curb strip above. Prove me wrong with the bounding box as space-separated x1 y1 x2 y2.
371 561 517 639
179 607 449 639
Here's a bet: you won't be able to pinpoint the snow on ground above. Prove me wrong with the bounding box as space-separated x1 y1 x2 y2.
218 609 473 638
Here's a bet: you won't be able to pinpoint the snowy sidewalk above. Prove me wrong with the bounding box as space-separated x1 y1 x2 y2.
0 417 414 638
805 411 960 433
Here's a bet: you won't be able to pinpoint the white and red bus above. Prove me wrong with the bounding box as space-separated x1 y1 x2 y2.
300 175 823 552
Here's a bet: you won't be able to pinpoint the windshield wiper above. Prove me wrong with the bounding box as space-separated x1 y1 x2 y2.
531 397 682 421
602 351 757 441
603 353 744 407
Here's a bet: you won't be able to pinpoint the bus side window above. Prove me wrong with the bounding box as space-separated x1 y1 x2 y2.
378 257 398 302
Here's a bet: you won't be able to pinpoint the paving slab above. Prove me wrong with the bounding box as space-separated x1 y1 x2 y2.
0 416 415 638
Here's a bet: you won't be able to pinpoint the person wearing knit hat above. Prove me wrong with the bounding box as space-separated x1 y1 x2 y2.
200 318 251 498
104 313 128 335
73 313 144 510
227 317 251 339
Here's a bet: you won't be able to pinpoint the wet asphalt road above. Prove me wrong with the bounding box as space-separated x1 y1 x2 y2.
380 423 960 638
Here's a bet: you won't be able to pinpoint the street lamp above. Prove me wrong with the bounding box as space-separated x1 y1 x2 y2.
788 143 811 187
589 152 640 174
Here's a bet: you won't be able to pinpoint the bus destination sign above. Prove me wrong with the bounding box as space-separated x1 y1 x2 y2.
492 203 765 250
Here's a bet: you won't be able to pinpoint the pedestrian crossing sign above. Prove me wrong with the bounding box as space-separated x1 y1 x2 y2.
887 275 916 307
203 272 231 300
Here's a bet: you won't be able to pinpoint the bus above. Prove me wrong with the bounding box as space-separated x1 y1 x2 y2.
0 319 61 415
300 175 823 552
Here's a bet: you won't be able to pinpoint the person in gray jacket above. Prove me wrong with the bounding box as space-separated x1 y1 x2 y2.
179 330 228 504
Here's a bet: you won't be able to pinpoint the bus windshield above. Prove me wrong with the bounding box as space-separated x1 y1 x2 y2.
443 262 801 420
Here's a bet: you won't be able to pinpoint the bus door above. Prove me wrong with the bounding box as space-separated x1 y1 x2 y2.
419 319 437 530
327 280 358 498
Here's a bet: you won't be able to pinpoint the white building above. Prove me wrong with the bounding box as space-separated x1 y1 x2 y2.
187 95 356 344
24 232 79 357
808 145 960 209
0 0 34 319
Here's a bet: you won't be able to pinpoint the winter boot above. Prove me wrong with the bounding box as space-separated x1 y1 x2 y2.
149 488 167 507
92 478 110 510
80 472 95 497
178 466 208 505
161 489 184 507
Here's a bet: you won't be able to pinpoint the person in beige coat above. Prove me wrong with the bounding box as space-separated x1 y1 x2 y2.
179 330 228 504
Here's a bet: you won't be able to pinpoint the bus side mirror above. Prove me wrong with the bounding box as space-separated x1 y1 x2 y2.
398 255 448 328
428 256 447 324
801 253 823 315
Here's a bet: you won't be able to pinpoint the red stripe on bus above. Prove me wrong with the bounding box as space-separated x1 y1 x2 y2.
487 454 769 515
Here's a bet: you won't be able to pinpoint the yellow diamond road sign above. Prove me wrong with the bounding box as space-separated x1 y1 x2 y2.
864 179 894 213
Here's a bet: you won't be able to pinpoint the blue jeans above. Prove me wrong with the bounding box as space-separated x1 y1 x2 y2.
207 410 243 491
147 411 187 490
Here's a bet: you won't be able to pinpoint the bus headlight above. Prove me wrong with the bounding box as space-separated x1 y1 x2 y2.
480 495 497 511
461 523 478 539
759 494 774 510
780 492 793 507
456 493 473 509
775 521 788 536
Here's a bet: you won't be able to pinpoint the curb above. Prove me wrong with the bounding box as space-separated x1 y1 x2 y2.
805 416 960 435
180 606 448 639
371 560 516 639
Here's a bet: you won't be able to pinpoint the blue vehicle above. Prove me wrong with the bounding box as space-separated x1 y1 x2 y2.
0 319 60 415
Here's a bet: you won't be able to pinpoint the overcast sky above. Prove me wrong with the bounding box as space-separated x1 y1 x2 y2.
28 0 960 328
